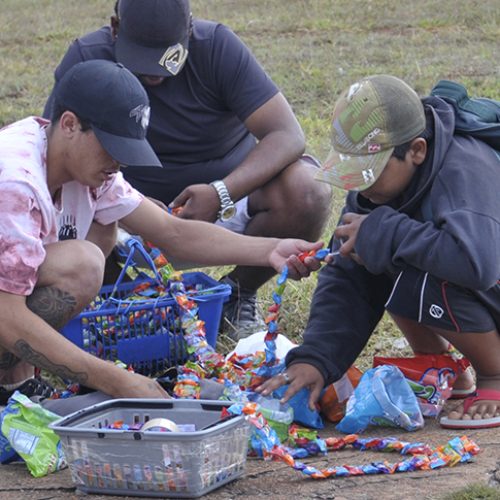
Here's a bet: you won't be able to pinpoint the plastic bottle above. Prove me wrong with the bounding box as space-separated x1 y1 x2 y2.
253 395 294 443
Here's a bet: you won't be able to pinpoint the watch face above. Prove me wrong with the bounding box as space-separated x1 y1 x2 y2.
220 205 237 221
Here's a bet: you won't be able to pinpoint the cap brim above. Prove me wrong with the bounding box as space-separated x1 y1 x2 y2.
315 146 394 191
115 32 189 77
93 126 162 168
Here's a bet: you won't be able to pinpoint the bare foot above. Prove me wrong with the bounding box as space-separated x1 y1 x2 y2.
444 376 500 424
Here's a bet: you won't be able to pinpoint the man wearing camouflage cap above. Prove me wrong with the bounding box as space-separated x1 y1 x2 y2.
258 75 500 430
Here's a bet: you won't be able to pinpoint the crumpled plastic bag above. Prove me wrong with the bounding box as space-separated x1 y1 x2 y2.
373 354 468 417
0 391 66 477
273 385 324 429
336 365 424 434
226 330 297 360
0 428 20 464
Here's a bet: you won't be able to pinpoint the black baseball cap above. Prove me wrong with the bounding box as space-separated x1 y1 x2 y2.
115 0 191 77
53 59 161 167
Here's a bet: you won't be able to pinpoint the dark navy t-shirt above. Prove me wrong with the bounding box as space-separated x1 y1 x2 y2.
45 20 279 204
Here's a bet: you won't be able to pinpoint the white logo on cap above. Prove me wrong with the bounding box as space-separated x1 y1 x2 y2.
361 168 375 184
347 82 362 100
158 43 188 76
130 104 151 131
429 304 444 319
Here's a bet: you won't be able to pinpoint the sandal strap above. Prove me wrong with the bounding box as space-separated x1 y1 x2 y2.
463 388 500 413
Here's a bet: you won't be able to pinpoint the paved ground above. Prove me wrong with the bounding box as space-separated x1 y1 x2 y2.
1 403 499 500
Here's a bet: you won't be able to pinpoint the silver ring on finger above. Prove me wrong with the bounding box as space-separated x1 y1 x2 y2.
282 371 291 384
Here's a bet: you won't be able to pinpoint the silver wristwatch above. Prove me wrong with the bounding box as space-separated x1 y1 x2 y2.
210 180 237 222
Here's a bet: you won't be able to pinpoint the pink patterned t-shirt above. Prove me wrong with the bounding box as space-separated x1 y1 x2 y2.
0 117 143 296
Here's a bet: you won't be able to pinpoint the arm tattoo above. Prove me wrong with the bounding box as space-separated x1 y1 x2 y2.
14 339 89 384
26 286 77 330
0 351 20 369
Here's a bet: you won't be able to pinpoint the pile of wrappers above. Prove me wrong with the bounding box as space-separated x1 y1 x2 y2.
52 245 481 479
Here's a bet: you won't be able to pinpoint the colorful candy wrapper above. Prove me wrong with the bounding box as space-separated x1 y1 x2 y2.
229 402 479 479
319 366 363 422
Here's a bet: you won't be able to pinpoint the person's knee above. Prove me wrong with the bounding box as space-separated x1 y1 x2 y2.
283 160 330 211
39 240 105 305
246 158 332 238
254 159 330 211
277 159 332 227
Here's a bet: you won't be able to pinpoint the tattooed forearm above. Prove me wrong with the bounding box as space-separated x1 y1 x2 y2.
26 286 77 330
14 339 88 384
0 350 20 369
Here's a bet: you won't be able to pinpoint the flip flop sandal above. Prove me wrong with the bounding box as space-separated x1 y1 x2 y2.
440 388 500 429
0 377 55 405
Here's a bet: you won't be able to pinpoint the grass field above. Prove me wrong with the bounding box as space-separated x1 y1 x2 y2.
0 0 499 369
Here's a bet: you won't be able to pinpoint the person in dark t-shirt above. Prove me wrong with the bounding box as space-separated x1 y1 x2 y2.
44 0 332 339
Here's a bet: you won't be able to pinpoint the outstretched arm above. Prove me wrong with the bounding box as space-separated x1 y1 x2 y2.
121 197 324 279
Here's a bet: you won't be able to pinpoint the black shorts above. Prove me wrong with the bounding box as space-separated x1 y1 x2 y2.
385 267 499 333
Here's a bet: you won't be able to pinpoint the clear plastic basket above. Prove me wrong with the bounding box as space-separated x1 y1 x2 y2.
50 398 250 498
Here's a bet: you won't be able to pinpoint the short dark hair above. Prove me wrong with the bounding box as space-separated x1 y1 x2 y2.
392 140 413 161
391 108 433 160
51 101 92 131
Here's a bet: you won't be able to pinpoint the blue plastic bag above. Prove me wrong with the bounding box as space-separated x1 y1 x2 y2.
273 385 324 429
1 392 66 477
0 429 20 464
336 365 424 433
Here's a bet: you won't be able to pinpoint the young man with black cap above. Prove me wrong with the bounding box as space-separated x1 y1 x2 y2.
0 59 324 404
44 0 332 340
257 75 500 430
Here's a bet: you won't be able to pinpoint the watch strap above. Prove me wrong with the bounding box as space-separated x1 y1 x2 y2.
210 180 235 215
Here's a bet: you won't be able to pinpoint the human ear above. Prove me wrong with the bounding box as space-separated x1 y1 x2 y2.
59 111 79 136
409 138 427 166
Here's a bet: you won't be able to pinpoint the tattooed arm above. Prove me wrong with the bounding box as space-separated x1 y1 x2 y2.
0 290 168 399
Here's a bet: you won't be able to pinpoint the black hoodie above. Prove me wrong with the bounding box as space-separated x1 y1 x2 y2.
286 96 500 384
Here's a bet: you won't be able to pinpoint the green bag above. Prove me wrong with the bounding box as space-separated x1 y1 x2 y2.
0 392 66 477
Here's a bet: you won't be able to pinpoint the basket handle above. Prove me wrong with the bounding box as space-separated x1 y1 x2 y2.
110 238 163 298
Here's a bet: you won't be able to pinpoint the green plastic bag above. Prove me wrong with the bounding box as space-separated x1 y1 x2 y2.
0 391 66 477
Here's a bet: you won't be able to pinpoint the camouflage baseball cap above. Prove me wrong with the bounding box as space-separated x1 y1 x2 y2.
315 75 425 191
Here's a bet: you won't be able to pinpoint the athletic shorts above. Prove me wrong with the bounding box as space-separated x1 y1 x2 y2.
385 266 498 333
215 196 251 234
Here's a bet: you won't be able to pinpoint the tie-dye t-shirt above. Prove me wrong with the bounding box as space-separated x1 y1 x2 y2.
0 117 143 296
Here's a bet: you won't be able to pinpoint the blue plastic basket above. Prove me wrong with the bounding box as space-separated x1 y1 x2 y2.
61 240 231 375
